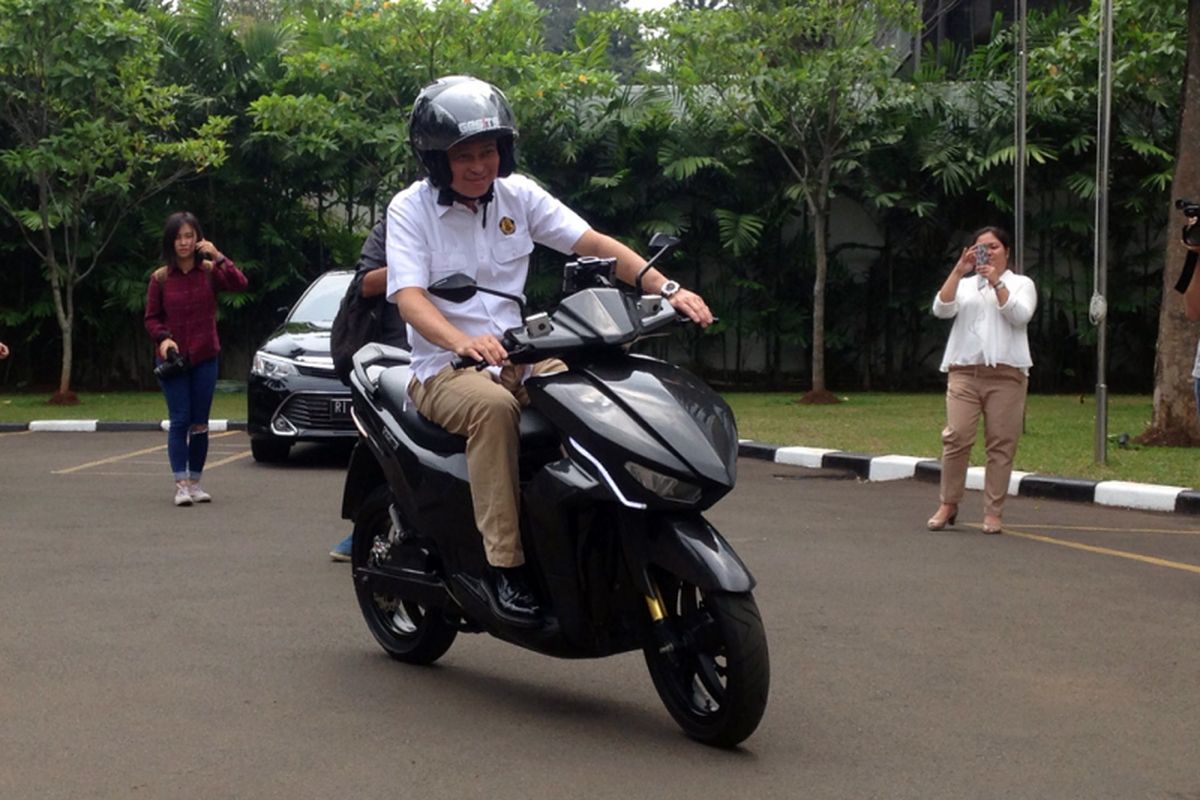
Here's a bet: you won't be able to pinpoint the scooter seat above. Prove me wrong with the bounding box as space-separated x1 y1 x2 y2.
400 403 466 453
377 367 558 455
398 405 560 455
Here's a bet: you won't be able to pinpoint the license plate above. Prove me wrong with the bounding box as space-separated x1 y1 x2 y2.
330 398 351 417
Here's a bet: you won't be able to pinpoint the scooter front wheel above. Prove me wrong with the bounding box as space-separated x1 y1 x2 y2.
352 485 457 664
643 580 769 748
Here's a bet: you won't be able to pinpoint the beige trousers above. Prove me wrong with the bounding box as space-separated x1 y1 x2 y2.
939 364 1028 517
408 359 565 568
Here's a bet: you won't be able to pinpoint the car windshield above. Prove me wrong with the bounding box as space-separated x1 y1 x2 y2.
287 271 354 326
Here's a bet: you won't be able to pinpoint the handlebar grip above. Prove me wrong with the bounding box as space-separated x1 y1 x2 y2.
675 313 719 325
451 355 485 370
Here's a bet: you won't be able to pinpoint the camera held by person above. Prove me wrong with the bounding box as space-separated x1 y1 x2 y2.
1172 199 1200 295
1177 198 1200 246
153 346 189 380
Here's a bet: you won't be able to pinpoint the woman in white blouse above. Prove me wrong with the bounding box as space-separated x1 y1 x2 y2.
1179 214 1200 417
927 226 1037 534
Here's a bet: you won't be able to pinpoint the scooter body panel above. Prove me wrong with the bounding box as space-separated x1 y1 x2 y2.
526 354 738 511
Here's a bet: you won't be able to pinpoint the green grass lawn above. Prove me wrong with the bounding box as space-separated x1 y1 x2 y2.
1 388 1195 488
725 392 1199 488
0 389 248 426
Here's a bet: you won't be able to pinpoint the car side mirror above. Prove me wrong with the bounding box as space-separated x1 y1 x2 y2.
428 273 478 303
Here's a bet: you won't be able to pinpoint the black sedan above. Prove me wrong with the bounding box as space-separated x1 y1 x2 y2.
248 269 358 462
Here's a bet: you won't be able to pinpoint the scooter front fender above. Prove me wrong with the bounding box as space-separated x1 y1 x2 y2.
641 514 755 594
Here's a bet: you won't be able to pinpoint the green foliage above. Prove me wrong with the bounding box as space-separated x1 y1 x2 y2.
0 0 230 392
0 0 1190 401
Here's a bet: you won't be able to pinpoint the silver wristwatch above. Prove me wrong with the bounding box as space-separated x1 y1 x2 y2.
659 279 681 299
994 280 1006 291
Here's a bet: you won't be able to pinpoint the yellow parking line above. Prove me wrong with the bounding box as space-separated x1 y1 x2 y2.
204 449 252 468
1010 523 1200 536
53 443 168 474
52 431 239 475
0 430 32 437
1002 527 1200 576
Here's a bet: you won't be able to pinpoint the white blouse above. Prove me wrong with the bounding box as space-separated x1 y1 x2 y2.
932 269 1037 374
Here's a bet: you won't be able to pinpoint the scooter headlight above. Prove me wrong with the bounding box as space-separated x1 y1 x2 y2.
624 462 702 504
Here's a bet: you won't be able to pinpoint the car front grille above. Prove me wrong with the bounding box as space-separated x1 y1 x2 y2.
296 363 336 378
276 393 354 432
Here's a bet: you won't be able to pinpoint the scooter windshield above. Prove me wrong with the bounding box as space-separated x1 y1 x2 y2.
552 288 638 345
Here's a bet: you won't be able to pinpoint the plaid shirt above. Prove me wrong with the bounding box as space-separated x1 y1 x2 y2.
144 259 248 364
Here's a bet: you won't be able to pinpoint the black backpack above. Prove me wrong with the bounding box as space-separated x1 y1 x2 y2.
330 270 383 386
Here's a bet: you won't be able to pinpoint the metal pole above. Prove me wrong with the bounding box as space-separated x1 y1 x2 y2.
1015 0 1028 435
1092 0 1114 464
1014 0 1027 271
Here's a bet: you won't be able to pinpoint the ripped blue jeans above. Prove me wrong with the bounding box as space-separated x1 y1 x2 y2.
158 356 219 481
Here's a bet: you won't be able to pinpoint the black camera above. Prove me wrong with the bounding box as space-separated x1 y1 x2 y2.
154 347 189 380
1177 198 1200 246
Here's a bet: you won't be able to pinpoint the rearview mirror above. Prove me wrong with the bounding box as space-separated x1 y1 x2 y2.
635 233 682 293
428 273 478 303
648 232 681 251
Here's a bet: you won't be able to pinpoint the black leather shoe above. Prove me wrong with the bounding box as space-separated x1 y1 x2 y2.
486 566 542 626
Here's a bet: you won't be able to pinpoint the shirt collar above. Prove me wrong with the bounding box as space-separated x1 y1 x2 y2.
434 183 495 220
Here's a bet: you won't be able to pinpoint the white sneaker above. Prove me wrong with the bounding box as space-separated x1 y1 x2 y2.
174 482 194 507
189 483 212 503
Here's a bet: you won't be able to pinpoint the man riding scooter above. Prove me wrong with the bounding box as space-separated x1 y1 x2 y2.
385 75 713 624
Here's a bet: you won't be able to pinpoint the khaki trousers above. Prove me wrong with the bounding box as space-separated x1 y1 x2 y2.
939 364 1028 517
408 359 565 568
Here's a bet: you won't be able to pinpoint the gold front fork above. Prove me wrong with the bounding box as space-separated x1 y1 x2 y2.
645 579 668 622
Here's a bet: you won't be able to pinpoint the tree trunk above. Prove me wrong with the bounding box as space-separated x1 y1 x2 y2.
801 194 839 404
811 204 827 390
38 189 79 404
1143 0 1200 445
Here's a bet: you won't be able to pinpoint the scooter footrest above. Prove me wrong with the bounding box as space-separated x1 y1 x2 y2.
354 564 449 607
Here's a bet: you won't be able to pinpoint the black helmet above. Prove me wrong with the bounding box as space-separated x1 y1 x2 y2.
409 75 518 189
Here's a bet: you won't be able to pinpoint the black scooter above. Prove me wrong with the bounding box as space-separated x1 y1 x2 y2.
340 237 769 747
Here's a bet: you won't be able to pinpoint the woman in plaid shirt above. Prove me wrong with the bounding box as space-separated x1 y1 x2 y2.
144 211 248 507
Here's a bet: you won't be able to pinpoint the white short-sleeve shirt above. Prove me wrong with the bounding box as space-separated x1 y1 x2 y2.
386 174 590 383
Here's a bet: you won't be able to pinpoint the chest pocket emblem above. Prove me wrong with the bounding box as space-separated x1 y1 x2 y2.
499 216 516 236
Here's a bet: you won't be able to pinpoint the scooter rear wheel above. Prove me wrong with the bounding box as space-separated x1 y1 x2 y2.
352 486 457 664
644 581 769 748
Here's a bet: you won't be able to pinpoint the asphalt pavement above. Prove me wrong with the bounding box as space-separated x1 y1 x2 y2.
2 430 1199 799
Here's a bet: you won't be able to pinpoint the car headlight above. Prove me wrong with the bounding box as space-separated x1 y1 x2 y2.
625 462 702 504
251 352 298 378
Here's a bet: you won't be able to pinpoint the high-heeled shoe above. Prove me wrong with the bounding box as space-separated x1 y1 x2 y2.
926 505 958 531
982 516 1003 534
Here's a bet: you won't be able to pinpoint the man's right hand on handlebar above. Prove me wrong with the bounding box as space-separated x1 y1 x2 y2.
454 333 508 367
